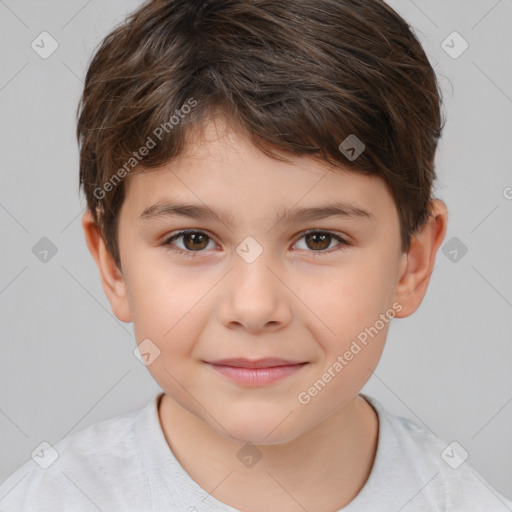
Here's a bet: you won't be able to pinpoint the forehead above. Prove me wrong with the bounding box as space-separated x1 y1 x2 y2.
121 117 395 226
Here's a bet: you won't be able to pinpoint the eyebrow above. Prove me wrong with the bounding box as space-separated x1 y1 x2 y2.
139 200 375 226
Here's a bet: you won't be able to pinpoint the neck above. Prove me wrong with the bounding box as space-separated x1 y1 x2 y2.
158 393 379 512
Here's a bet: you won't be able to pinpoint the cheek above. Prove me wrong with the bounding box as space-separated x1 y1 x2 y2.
303 248 398 378
127 262 211 392
309 255 397 331
123 252 207 350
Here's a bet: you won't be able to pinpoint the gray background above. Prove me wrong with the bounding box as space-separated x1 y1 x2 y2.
1 0 511 501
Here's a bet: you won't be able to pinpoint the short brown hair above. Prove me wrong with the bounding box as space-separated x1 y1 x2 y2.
77 0 445 270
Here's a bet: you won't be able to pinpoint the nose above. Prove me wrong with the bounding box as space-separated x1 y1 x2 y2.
217 250 293 334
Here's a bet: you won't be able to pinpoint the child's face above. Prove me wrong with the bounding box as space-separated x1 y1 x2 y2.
112 117 409 443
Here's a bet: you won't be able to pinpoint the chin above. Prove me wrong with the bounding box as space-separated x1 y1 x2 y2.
211 409 305 446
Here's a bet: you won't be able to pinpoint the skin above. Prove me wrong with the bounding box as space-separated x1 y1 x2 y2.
82 115 448 512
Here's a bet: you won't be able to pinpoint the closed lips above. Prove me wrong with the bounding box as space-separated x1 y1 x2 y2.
207 358 308 369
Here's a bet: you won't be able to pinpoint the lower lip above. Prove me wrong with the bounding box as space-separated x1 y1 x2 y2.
207 363 308 386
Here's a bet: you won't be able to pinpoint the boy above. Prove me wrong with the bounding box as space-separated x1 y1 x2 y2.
1 0 511 510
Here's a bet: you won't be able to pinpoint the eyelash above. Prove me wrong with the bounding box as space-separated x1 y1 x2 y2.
162 229 350 259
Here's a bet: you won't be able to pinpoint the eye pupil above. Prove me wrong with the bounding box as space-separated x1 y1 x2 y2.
184 232 209 251
306 232 331 251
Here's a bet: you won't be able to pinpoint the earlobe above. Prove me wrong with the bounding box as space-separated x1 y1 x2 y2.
393 199 448 318
81 210 132 323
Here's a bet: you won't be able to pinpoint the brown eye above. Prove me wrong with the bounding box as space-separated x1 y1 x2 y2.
294 230 349 256
181 232 209 251
304 232 332 251
164 230 215 255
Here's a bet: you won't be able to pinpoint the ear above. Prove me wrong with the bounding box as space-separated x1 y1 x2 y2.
81 209 132 323
393 199 448 318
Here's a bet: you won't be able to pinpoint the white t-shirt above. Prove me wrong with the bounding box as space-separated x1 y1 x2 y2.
1 392 511 511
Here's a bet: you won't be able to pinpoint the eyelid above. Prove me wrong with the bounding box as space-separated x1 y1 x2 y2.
297 228 350 245
163 229 219 254
292 229 350 256
162 228 351 258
